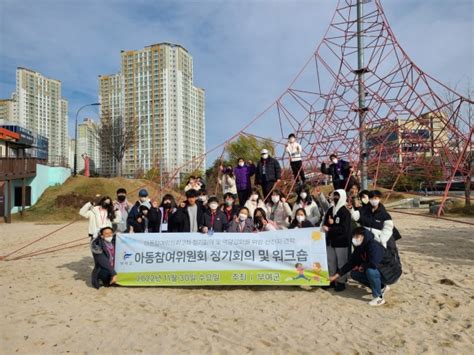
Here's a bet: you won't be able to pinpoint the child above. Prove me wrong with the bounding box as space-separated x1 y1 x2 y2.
289 208 314 229
173 189 205 233
253 208 278 232
244 187 267 218
91 226 117 289
129 205 150 233
286 133 305 184
219 166 237 198
227 207 254 233
79 196 122 239
329 227 402 306
158 194 178 232
200 196 227 234
221 192 239 224
292 186 321 226
266 189 292 229
322 189 352 292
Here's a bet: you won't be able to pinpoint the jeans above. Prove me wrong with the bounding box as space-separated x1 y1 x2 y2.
351 268 384 298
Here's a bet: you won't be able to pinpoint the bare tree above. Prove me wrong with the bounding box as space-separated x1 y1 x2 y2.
99 110 136 177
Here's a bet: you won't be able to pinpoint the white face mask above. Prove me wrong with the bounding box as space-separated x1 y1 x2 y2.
238 162 244 167
352 238 363 247
251 194 258 201
361 196 369 204
209 203 219 210
239 214 248 221
262 154 269 159
289 137 296 143
370 199 380 207
104 236 113 243
332 158 338 164
300 192 307 200
296 215 305 223
139 197 147 203
199 196 208 203
271 196 280 204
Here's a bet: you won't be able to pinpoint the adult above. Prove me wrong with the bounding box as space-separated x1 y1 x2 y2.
234 158 256 206
322 189 352 292
329 227 402 306
79 196 121 239
113 188 132 233
255 149 281 202
91 226 117 289
286 133 305 184
320 154 353 191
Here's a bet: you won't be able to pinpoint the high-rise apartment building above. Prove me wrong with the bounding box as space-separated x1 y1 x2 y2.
99 43 205 181
9 68 68 166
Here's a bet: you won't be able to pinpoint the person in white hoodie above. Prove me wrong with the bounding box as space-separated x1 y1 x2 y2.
321 189 352 292
79 196 122 239
266 189 292 229
244 187 267 219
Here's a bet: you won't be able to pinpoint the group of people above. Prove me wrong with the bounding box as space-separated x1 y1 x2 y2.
82 133 401 307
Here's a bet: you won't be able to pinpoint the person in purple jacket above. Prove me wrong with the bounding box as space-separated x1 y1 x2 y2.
234 157 256 207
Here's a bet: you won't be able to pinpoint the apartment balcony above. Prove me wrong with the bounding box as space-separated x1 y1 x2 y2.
0 158 41 180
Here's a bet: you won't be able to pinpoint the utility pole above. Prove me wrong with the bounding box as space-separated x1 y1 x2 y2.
356 0 369 190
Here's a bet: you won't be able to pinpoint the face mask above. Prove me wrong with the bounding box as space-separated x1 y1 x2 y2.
238 162 244 167
271 196 280 204
225 200 233 206
239 214 248 221
296 215 305 223
209 203 219 210
163 202 171 209
104 236 113 243
370 199 380 207
262 154 268 159
117 195 126 202
300 192 307 200
289 137 295 143
332 159 338 164
352 238 363 247
333 198 339 205
361 197 369 205
139 197 147 203
101 202 110 208
199 196 208 203
251 194 258 201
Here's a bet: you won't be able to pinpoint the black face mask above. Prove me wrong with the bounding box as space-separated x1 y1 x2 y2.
333 198 339 205
117 195 126 202
163 203 171 209
102 202 110 209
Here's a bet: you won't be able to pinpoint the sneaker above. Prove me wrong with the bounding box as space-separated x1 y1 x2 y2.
381 285 390 297
368 296 386 306
299 285 312 291
334 283 346 292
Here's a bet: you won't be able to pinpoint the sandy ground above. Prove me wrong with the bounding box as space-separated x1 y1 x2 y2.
0 213 473 354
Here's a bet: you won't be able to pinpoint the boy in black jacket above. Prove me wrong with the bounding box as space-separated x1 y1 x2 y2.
90 227 117 289
200 196 228 234
173 189 205 233
330 227 402 306
322 189 352 292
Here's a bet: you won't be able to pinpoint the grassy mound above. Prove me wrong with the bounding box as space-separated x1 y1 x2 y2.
13 176 162 223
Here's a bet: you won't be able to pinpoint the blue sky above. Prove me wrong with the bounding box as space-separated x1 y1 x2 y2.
0 0 472 165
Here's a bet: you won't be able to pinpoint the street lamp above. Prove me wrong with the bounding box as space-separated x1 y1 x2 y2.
74 102 100 176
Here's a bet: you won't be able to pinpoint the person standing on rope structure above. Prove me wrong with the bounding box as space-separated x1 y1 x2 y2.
255 149 281 202
320 154 354 191
286 133 305 185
